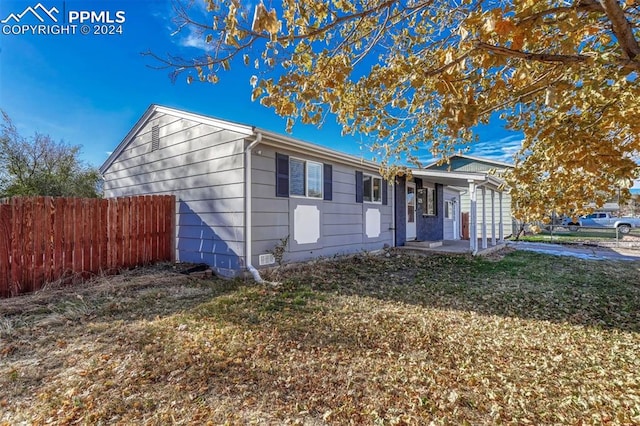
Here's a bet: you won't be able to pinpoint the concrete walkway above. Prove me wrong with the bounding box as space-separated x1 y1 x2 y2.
507 241 640 261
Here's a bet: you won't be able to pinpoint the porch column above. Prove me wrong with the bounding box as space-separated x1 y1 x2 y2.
468 180 477 253
491 189 496 246
499 191 504 241
481 186 487 249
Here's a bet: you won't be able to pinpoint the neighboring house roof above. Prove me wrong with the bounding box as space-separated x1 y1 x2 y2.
424 154 514 172
100 104 381 174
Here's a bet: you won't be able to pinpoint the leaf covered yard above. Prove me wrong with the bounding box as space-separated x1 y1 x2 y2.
1 251 639 424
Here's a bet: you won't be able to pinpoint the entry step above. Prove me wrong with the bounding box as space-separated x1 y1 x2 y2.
405 240 443 248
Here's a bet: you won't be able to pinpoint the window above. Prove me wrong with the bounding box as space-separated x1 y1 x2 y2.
363 174 382 203
445 200 454 219
424 186 436 216
289 158 323 199
276 153 332 200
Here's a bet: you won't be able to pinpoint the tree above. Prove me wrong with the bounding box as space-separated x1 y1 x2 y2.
0 111 101 198
150 0 640 221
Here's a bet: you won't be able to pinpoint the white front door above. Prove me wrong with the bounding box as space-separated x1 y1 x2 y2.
406 182 416 240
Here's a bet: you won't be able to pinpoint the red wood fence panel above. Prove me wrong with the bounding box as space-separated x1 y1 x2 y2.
0 204 11 298
0 195 176 298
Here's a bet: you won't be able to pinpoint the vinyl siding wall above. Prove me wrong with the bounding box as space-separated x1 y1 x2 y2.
251 146 393 267
460 189 513 239
102 111 247 276
430 157 514 238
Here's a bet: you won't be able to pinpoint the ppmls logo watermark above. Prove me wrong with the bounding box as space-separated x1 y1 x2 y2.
2 2 126 36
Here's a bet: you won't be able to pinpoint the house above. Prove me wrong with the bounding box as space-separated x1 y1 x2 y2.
424 154 515 239
100 105 506 278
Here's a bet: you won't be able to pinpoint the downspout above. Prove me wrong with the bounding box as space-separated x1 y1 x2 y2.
244 132 263 283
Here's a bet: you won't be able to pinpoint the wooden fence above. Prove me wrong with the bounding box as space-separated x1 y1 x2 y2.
0 195 175 298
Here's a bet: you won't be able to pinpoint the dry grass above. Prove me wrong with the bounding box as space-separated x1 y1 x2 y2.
1 252 639 425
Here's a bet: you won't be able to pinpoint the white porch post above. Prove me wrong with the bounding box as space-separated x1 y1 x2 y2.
499 191 504 241
491 189 496 246
481 186 487 249
468 180 477 253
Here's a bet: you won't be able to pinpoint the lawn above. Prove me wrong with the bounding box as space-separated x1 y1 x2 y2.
1 250 639 425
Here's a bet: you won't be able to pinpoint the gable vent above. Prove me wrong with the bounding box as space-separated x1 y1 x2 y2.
151 125 160 151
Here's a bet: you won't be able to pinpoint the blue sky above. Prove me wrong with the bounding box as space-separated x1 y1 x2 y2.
0 0 527 171
4 0 639 196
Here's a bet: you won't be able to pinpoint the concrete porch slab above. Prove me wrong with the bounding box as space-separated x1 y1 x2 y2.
397 240 506 256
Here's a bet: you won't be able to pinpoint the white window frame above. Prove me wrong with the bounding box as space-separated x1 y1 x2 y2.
363 174 383 204
289 157 323 199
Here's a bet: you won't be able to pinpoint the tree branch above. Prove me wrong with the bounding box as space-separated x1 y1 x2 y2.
517 0 604 25
474 41 590 64
599 0 640 60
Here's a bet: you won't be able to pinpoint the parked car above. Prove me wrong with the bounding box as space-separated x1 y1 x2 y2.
562 212 640 234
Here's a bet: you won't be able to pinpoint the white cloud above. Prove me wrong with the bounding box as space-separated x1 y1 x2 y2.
469 134 522 164
179 30 213 51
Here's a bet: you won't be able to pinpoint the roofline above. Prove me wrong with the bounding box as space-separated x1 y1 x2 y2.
99 104 254 174
255 128 380 172
423 153 514 170
411 169 505 190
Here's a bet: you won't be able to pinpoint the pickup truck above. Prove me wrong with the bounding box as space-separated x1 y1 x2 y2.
562 212 640 234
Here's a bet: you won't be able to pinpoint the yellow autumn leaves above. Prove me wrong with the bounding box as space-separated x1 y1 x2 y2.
164 0 639 220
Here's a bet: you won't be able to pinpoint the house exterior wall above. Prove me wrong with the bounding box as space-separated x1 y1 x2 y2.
250 146 393 267
395 178 457 243
428 157 514 238
459 187 513 239
394 175 407 246
415 180 444 241
102 110 247 277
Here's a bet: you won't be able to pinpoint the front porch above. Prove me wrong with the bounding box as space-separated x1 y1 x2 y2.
398 239 507 256
395 169 507 254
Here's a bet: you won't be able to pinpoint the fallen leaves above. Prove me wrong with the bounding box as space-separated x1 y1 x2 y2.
1 253 639 424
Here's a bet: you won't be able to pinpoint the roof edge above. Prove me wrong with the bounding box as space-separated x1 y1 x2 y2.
423 153 515 170
255 128 380 172
99 104 255 174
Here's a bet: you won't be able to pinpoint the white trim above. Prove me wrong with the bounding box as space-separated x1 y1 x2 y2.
410 169 504 190
257 129 380 172
100 104 254 174
100 104 381 175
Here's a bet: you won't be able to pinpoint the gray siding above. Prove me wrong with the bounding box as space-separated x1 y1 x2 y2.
102 111 247 276
460 189 513 239
432 156 514 239
251 147 393 267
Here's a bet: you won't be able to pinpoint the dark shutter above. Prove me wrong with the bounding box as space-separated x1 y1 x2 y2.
355 171 363 203
275 153 289 197
323 164 332 201
382 179 388 205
